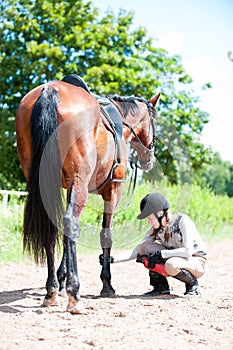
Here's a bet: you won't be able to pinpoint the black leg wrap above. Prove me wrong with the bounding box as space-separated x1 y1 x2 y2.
99 254 114 265
173 269 199 295
99 250 115 298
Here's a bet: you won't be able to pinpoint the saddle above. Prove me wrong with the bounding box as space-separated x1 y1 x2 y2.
62 74 91 93
61 74 125 184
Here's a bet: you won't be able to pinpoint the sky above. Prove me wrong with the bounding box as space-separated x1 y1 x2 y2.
92 0 233 163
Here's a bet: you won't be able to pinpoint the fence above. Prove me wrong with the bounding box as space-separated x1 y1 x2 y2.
0 190 28 209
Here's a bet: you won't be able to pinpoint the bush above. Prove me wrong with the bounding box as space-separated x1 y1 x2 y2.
1 183 232 262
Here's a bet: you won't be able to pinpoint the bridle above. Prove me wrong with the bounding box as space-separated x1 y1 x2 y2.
122 121 155 154
107 99 156 206
110 98 156 154
122 104 156 154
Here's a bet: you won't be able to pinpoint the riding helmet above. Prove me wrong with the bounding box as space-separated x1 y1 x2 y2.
137 193 169 220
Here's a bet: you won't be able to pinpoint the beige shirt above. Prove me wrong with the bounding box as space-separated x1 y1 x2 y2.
153 213 207 259
114 213 207 263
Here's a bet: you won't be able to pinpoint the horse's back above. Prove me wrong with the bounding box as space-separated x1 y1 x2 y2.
16 80 98 124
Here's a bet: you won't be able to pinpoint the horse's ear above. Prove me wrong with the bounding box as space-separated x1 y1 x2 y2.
150 93 160 107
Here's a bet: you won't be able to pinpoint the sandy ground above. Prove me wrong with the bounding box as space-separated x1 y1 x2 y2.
0 240 233 350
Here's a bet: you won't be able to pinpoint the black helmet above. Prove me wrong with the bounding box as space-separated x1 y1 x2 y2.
137 193 169 220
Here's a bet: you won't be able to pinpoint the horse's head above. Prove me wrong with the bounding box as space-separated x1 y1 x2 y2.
122 94 160 172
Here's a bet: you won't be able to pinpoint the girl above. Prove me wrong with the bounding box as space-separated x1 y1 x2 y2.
113 192 207 297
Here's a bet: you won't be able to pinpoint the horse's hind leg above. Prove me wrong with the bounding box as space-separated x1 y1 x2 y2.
57 247 67 297
63 183 87 314
43 242 59 306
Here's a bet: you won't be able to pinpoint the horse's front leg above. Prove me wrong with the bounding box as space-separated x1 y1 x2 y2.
100 184 122 297
63 183 87 314
100 241 115 297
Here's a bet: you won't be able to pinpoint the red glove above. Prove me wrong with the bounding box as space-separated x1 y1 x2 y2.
143 258 169 277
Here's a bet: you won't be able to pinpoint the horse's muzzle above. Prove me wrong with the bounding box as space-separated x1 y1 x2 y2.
139 153 156 172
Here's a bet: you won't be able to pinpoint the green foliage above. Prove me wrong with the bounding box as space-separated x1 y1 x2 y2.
0 198 25 262
1 183 232 262
0 0 213 189
0 109 25 189
183 184 233 238
194 152 233 197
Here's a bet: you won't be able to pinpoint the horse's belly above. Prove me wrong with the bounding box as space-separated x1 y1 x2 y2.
88 159 114 192
88 152 127 193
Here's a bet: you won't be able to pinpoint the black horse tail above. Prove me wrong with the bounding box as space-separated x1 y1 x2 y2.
23 87 64 263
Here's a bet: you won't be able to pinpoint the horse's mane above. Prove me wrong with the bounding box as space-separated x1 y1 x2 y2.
107 94 156 119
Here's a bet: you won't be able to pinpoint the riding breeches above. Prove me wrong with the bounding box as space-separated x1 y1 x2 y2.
137 237 207 279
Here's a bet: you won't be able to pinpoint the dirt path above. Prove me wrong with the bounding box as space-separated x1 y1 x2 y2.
0 240 233 350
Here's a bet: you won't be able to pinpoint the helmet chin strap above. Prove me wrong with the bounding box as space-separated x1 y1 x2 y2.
155 209 168 230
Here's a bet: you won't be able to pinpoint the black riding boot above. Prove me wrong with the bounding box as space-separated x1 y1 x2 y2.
144 271 170 296
173 269 200 296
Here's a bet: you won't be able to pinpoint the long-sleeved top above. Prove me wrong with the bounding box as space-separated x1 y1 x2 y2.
113 213 207 263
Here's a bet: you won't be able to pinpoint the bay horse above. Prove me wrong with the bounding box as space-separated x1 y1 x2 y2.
15 78 159 314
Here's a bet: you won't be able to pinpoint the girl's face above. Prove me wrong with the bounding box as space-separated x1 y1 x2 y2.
147 210 165 229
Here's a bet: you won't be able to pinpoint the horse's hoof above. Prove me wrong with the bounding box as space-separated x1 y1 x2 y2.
66 300 87 314
58 288 67 298
100 288 116 298
42 294 59 307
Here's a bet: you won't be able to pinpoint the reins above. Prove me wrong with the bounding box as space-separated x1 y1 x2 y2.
122 121 155 153
126 157 139 208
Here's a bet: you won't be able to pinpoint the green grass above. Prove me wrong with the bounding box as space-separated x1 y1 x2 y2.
0 201 25 262
1 183 233 263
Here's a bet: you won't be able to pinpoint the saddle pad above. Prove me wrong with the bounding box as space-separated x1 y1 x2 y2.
100 102 122 139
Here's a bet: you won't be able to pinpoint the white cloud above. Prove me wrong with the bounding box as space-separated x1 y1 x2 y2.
155 32 185 54
183 56 215 86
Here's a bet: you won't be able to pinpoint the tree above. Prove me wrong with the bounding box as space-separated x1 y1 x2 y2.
194 152 233 197
0 0 211 189
226 164 233 197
